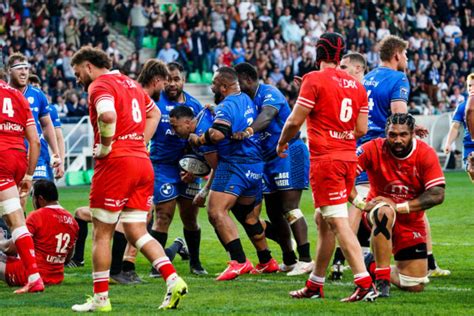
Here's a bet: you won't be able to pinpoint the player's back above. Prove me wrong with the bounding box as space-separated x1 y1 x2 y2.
88 71 154 159
254 84 295 161
214 93 262 163
26 205 79 284
361 67 409 143
0 80 35 152
150 91 203 163
298 68 368 161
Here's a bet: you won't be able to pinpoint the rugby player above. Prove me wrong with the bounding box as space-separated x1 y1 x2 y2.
7 53 62 189
0 180 78 287
70 47 187 312
138 61 207 276
356 113 445 296
234 62 311 275
189 66 275 280
0 79 43 293
279 32 377 302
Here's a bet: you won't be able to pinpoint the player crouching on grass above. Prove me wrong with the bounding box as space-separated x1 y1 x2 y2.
353 113 445 297
0 180 78 288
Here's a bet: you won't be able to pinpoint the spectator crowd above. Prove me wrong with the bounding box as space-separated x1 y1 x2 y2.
1 0 474 117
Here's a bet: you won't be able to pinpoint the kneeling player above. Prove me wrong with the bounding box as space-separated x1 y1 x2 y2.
355 114 445 296
0 180 78 287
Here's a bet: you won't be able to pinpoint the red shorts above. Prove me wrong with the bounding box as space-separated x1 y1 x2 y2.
90 156 154 212
0 150 27 191
309 159 356 208
362 212 427 256
4 256 28 286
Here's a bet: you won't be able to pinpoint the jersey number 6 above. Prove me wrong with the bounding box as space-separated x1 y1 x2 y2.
340 98 353 122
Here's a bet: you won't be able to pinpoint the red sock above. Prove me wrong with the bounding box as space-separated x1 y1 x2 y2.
93 271 109 294
375 267 391 282
153 257 176 281
12 226 39 277
354 272 373 289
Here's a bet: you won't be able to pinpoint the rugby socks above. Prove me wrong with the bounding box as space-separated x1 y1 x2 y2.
73 216 88 263
297 242 311 262
150 230 168 248
375 267 391 282
264 220 278 242
257 249 272 264
166 239 182 262
226 239 246 263
12 226 40 281
184 228 201 266
332 247 346 265
427 252 437 270
282 250 298 266
110 231 127 275
122 260 135 272
308 273 325 289
93 270 109 299
354 271 373 289
152 256 176 282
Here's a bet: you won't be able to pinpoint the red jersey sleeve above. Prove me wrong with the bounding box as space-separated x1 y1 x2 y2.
356 141 373 175
26 211 40 237
143 92 155 113
295 74 318 110
88 81 115 110
358 86 369 115
419 146 446 190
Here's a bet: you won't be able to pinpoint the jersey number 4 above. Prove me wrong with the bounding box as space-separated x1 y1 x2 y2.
2 98 14 118
55 233 71 254
340 98 353 122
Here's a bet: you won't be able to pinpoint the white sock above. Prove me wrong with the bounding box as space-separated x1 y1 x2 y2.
354 271 370 279
166 272 178 287
28 273 40 283
309 273 325 286
94 291 109 303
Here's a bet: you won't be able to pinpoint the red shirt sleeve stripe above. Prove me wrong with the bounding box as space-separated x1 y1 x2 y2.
298 96 315 105
145 100 155 112
296 99 314 109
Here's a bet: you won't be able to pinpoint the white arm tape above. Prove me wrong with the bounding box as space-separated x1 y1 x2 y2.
395 202 410 214
352 194 367 210
96 98 116 115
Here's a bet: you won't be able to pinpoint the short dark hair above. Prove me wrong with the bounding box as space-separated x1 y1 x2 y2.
385 113 416 132
216 66 238 84
33 180 59 202
379 35 408 62
169 105 195 120
342 52 367 71
7 52 27 69
316 32 345 65
234 62 259 82
28 74 41 85
137 59 169 87
71 46 112 69
167 62 184 73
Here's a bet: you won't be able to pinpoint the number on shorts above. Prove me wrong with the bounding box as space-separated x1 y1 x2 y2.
2 98 14 118
340 98 353 122
131 98 142 123
55 233 71 254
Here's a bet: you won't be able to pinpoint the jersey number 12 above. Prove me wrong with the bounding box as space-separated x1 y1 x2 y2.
55 233 71 254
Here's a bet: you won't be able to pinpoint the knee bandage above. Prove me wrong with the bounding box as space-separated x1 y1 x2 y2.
319 203 348 218
0 198 21 216
91 208 120 224
243 221 264 237
119 211 148 223
285 209 304 225
399 273 429 287
231 203 255 224
135 233 154 251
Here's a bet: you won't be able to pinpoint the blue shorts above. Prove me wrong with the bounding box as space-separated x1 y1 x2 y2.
262 139 309 194
33 157 53 181
211 161 264 198
152 162 200 204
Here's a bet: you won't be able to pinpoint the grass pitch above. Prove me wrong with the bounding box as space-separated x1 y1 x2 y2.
0 172 473 315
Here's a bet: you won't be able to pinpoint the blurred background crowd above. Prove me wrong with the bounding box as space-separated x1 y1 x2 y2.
1 0 474 119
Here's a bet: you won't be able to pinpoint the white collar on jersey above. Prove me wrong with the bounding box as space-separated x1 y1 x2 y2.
390 138 417 161
44 204 63 209
105 70 121 75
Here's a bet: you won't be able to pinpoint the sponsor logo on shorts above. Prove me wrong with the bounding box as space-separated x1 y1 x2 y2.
245 170 261 180
275 172 289 187
160 183 175 197
104 198 128 208
328 189 347 201
413 232 422 239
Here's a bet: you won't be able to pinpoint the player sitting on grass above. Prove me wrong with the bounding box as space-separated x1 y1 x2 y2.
354 113 445 297
0 180 78 288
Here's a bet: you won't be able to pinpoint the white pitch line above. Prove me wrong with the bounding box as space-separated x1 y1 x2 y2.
432 242 474 247
63 273 472 292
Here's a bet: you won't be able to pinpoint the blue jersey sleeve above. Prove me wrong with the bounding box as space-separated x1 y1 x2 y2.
261 89 284 112
214 102 233 126
390 75 410 103
49 105 62 128
452 102 465 123
38 90 50 118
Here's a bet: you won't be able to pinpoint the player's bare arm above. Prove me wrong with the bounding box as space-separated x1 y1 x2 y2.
399 186 445 213
39 114 61 166
94 102 117 159
54 127 65 179
0 238 16 255
144 106 161 143
444 121 460 154
190 119 230 147
354 112 368 139
21 124 41 196
277 105 311 157
193 151 218 207
232 107 278 140
466 95 474 140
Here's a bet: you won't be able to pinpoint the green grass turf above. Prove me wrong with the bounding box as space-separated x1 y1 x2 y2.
0 172 473 315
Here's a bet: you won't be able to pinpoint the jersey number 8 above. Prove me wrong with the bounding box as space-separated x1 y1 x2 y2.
340 98 352 122
131 98 142 123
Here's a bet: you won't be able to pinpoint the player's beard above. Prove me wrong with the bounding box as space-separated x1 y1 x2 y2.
165 87 183 102
214 91 224 104
151 89 161 101
388 138 413 158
